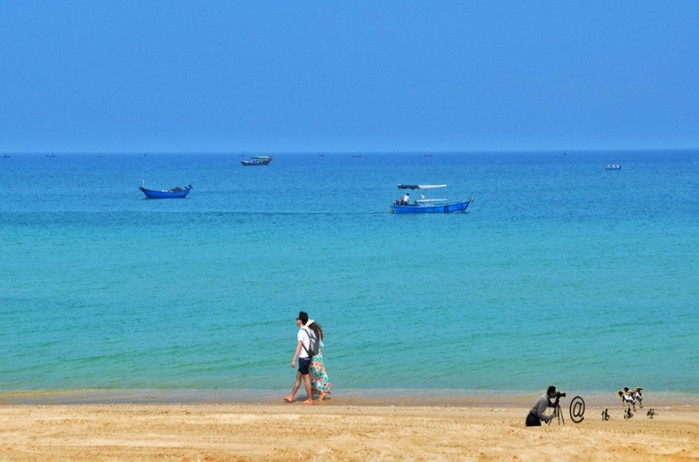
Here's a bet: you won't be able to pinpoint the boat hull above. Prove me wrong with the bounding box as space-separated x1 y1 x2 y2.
139 185 192 199
241 158 272 166
391 198 472 214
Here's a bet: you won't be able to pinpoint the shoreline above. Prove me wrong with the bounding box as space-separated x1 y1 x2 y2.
2 388 697 408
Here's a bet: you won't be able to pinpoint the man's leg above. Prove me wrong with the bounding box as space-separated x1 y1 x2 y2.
284 372 302 403
301 374 313 405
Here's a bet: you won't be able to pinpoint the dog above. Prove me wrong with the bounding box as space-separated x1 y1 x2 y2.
631 387 643 409
617 387 636 411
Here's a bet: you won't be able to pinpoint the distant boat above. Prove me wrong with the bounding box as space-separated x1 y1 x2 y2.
605 164 622 170
352 154 362 158
241 155 272 166
391 184 473 214
424 153 433 157
1 153 10 158
139 181 192 199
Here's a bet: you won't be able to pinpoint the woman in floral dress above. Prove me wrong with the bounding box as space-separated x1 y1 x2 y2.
307 320 332 400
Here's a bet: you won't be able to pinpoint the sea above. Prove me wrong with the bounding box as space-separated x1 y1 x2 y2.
1 150 697 403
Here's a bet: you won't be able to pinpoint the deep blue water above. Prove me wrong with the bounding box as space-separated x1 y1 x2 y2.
1 151 697 398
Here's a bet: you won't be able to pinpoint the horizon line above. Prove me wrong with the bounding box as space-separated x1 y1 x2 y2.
3 147 698 156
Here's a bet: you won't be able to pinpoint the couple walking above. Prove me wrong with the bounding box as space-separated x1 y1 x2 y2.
283 311 332 404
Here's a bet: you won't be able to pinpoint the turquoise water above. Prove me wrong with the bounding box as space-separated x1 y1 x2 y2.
1 151 697 398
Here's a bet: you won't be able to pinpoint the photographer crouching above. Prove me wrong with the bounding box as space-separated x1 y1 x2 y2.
526 385 563 426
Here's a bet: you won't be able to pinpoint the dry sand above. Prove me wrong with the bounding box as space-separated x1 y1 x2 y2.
1 398 697 461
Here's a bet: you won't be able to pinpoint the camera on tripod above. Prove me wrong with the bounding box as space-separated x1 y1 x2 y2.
552 391 566 407
549 391 567 425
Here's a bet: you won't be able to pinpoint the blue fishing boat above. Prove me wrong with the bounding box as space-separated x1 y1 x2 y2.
139 181 192 199
241 155 272 166
390 184 473 214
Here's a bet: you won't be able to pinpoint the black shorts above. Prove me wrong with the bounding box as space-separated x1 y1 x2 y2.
298 357 311 375
526 412 541 427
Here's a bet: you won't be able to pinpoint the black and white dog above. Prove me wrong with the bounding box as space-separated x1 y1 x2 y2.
617 386 643 411
632 387 644 409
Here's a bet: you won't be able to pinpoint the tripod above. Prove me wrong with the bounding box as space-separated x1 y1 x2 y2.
547 398 565 425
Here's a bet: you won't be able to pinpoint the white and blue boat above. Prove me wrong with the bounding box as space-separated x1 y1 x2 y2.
390 184 473 214
241 155 272 166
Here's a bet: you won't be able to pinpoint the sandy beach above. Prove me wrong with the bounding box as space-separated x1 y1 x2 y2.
1 396 696 461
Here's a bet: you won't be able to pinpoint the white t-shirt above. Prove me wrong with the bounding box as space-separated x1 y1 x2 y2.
297 327 312 359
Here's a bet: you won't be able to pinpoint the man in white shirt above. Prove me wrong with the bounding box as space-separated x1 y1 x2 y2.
283 311 314 405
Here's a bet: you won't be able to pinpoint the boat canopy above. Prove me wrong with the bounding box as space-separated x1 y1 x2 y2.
397 184 447 190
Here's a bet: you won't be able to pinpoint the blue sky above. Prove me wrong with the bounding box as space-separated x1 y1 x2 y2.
1 1 698 153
